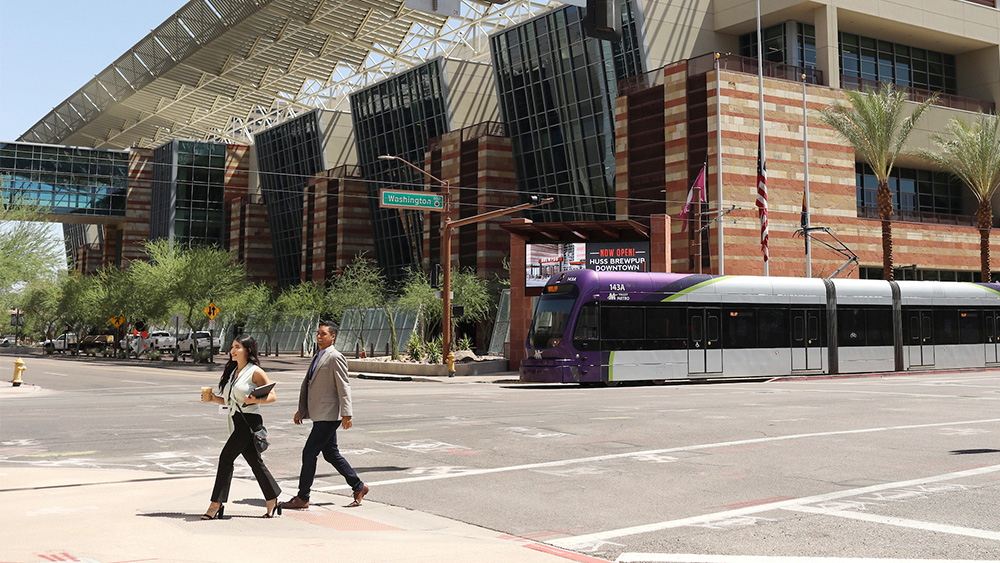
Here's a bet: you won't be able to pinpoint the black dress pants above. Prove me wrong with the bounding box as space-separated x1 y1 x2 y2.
211 412 280 503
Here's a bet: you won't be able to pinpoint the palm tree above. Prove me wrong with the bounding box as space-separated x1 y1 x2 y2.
919 113 1000 282
817 83 937 281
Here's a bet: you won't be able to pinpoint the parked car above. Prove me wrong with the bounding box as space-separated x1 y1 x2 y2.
148 331 177 352
42 333 79 353
178 331 222 354
79 334 115 353
0 335 16 347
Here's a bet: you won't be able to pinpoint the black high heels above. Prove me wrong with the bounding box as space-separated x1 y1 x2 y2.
263 498 282 518
201 504 225 520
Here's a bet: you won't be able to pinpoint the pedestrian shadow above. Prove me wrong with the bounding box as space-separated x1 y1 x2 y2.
949 449 1000 455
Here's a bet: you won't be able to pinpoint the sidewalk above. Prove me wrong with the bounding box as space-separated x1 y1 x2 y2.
0 466 595 563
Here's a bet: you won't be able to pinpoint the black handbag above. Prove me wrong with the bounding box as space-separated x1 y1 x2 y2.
234 404 269 453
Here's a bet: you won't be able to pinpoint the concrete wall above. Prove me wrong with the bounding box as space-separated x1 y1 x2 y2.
443 58 500 129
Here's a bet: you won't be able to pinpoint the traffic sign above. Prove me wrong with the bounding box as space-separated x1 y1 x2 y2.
109 315 125 328
379 189 445 211
204 302 220 319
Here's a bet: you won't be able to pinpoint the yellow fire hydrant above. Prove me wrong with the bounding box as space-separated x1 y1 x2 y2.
446 351 456 378
11 358 26 387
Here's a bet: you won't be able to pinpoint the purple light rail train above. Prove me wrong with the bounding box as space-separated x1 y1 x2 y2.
519 269 1000 385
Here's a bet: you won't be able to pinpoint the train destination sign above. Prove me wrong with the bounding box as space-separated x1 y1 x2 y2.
585 242 649 272
380 189 445 211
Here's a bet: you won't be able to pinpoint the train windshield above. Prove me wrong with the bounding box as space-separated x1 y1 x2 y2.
529 294 577 348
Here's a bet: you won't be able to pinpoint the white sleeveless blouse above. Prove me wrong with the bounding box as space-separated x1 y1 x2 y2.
222 362 260 432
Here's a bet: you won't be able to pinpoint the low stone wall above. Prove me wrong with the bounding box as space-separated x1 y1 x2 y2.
347 358 509 377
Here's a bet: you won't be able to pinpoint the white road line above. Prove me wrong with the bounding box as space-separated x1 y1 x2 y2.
785 505 1000 541
43 372 68 377
120 379 158 385
616 555 998 563
315 418 1000 493
550 464 1000 549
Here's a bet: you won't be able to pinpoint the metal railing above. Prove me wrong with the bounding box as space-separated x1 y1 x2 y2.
619 52 823 97
842 75 996 114
856 205 997 228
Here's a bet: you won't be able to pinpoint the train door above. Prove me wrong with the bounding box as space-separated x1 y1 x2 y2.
791 308 822 371
906 309 935 367
688 307 722 374
986 309 1000 365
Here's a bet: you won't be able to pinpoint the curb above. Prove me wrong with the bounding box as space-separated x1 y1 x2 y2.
356 373 413 382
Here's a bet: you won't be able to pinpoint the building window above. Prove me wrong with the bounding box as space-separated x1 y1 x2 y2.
739 22 816 69
860 267 996 282
490 0 644 224
856 163 964 222
839 32 957 94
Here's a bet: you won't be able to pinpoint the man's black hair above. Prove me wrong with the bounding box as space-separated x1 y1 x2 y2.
319 320 339 333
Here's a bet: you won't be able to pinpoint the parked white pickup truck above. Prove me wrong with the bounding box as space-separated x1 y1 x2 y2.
178 331 222 354
148 331 177 351
42 333 79 353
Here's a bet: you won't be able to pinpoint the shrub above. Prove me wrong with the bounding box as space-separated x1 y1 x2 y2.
425 336 442 364
148 349 162 361
192 348 212 363
406 331 425 362
457 335 473 352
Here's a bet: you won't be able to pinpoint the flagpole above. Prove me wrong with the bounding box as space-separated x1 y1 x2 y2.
715 53 725 275
802 73 812 278
756 0 768 276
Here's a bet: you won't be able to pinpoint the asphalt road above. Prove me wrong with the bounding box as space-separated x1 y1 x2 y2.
3 355 1000 562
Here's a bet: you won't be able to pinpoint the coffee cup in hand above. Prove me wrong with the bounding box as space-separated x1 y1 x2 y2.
201 387 213 402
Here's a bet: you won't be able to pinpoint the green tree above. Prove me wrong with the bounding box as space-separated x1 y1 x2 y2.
0 192 62 311
142 241 243 333
398 269 440 341
918 113 1000 282
220 283 270 335
19 278 61 340
327 253 386 355
816 83 937 281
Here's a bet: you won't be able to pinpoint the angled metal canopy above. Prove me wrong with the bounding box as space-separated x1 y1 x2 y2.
18 0 563 150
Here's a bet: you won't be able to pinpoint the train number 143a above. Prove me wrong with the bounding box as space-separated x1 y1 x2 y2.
609 284 626 291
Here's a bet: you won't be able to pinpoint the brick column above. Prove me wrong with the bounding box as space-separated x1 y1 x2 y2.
614 94 629 220
102 223 120 268
650 214 671 273
508 218 531 371
121 148 152 266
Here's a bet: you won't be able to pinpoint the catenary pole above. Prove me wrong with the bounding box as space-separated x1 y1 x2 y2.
715 52 725 275
803 73 812 278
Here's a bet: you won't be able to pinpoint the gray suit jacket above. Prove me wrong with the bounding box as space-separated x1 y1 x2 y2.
298 346 352 422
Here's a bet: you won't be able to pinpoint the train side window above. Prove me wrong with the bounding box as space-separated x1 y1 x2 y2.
838 308 865 346
758 307 790 348
573 303 600 350
866 308 893 346
959 310 982 344
601 306 644 349
922 313 934 343
723 308 756 348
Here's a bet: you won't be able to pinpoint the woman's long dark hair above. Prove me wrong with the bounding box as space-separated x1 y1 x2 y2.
219 334 262 391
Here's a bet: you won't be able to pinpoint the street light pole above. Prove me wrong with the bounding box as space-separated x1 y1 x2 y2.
378 155 552 372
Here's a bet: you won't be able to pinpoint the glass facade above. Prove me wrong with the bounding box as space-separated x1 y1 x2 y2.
350 59 451 283
0 141 128 217
255 110 328 287
840 32 957 94
490 1 645 223
856 163 965 220
740 22 817 68
150 139 227 247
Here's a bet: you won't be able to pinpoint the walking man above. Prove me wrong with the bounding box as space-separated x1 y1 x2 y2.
282 321 369 509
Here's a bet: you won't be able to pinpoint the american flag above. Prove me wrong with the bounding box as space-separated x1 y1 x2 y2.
756 131 769 262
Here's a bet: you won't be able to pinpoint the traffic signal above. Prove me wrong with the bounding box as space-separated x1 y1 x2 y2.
583 0 622 42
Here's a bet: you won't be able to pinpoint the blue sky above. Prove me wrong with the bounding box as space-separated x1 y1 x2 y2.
1 1 181 261
0 1 181 141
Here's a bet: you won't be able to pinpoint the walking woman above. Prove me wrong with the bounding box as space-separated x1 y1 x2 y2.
201 334 281 519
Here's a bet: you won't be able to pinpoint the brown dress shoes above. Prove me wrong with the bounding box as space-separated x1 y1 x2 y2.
281 496 309 509
348 484 369 507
